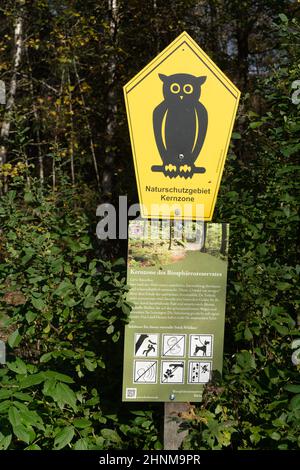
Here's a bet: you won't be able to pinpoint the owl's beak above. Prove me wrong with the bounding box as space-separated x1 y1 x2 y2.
180 95 183 100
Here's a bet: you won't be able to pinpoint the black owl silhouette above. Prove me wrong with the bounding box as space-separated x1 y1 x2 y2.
152 73 208 178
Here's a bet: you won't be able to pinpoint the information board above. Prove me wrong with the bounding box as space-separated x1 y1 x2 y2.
122 220 229 402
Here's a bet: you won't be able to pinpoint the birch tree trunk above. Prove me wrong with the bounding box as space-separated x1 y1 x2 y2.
0 81 5 105
102 0 119 198
0 1 24 167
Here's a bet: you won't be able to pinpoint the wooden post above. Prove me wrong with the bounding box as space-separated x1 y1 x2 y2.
0 340 6 364
164 402 189 450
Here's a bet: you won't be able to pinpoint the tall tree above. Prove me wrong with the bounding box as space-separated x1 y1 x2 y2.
102 0 119 199
0 0 24 169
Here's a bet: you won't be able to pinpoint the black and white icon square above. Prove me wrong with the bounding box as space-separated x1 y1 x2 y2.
189 334 213 358
134 360 157 384
161 361 184 384
188 361 211 384
134 333 159 357
162 334 186 357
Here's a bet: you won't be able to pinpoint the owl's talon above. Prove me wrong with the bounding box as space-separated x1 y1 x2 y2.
165 164 177 172
180 165 192 173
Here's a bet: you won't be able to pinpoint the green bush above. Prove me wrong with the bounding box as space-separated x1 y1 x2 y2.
0 181 162 449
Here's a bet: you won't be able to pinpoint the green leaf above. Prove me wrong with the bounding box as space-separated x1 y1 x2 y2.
63 297 78 307
73 418 92 429
278 13 288 23
249 121 263 129
83 295 95 309
101 428 121 444
257 244 268 256
141 420 153 429
42 378 57 398
272 322 289 335
8 406 20 428
43 371 74 383
74 438 89 450
25 444 41 450
40 352 53 363
227 191 238 201
244 327 253 341
54 426 75 450
24 190 34 203
232 132 241 139
21 249 35 265
8 329 22 348
112 331 120 343
284 384 300 394
13 424 33 444
0 389 12 399
292 339 300 349
235 351 256 371
270 431 281 441
0 401 11 413
0 434 12 450
19 372 46 389
154 440 163 450
281 143 300 157
54 279 74 297
75 277 85 290
55 382 77 411
84 284 93 297
87 309 106 321
289 394 300 411
84 357 97 372
276 282 291 291
25 311 37 324
14 392 33 401
18 408 45 431
31 297 46 311
121 303 131 315
106 324 114 335
7 357 27 374
112 258 125 267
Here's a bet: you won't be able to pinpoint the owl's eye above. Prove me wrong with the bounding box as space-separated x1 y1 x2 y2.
170 83 180 94
183 84 193 94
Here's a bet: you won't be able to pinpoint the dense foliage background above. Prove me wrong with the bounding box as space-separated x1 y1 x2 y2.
0 0 299 450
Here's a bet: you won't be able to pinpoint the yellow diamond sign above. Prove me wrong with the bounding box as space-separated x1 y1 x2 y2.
124 32 240 220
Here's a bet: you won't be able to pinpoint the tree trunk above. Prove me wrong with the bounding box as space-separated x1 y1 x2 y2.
53 69 65 191
0 1 24 167
208 0 220 56
168 220 173 250
102 0 119 199
200 223 207 253
142 219 147 248
26 46 44 185
67 70 75 185
0 81 5 105
236 25 249 90
72 59 100 187
220 223 227 256
182 220 185 243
